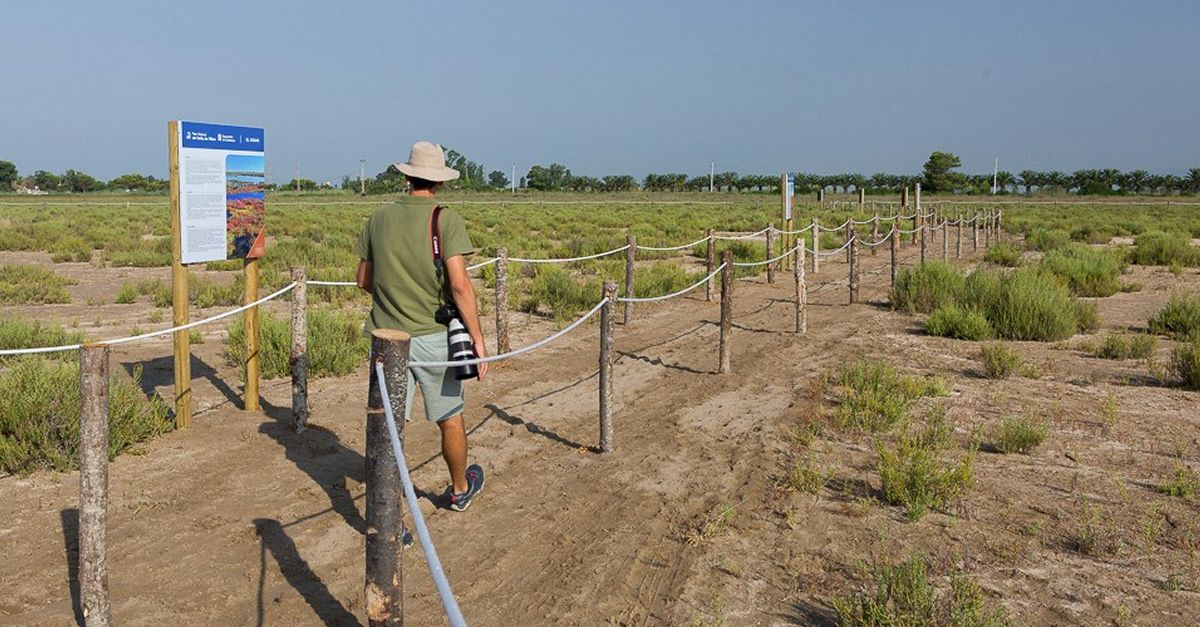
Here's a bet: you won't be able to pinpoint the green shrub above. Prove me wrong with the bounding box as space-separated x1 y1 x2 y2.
926 305 992 341
50 236 93 263
520 264 603 322
1038 243 1125 297
991 411 1048 454
115 282 139 304
226 307 368 381
1158 463 1200 499
632 262 704 299
983 242 1022 267
190 275 242 309
1130 231 1200 267
1149 292 1200 340
0 318 86 361
832 553 1008 627
979 343 1022 379
1094 332 1157 360
831 361 949 432
1074 300 1100 334
1170 338 1200 389
1026 228 1071 252
876 409 974 521
0 357 172 473
0 264 75 305
891 261 965 314
984 269 1079 341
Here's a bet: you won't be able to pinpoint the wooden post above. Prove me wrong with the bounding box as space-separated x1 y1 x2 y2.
167 121 192 428
858 187 865 211
290 267 309 432
956 213 963 259
849 231 860 304
984 211 992 248
495 248 510 354
996 209 1003 242
765 223 776 284
79 344 112 627
599 282 616 453
919 214 927 264
794 245 807 334
623 234 635 324
811 218 820 274
718 251 733 374
844 219 853 263
871 212 880 256
973 212 980 251
912 183 922 245
890 226 899 287
243 257 260 412
705 229 715 302
941 219 949 261
366 330 410 627
901 186 909 212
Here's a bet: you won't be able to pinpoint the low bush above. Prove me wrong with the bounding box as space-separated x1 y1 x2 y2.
0 319 85 361
115 282 139 304
832 553 1008 627
0 357 172 473
1149 292 1200 340
0 264 75 305
226 307 369 381
190 275 242 309
1170 338 1200 389
831 361 949 432
1158 463 1200 499
49 236 93 263
1130 230 1200 267
1094 332 1157 360
891 261 964 314
520 265 603 322
1038 243 1125 297
984 269 1080 341
1026 228 1071 252
990 411 1048 454
979 343 1022 379
876 408 974 521
925 305 992 341
1074 300 1100 334
983 242 1023 267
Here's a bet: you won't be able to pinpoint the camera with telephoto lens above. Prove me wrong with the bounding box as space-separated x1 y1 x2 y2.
435 304 479 380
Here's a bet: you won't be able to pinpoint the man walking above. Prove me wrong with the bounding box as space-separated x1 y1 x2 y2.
355 141 487 511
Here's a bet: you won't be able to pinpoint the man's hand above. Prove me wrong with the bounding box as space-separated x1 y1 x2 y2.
472 336 490 381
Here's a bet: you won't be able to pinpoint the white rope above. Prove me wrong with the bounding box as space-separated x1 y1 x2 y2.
409 299 608 368
771 224 815 235
815 239 854 256
373 362 468 627
860 228 897 248
636 235 711 252
712 227 771 241
0 282 299 356
896 226 923 235
815 219 851 232
617 263 726 302
468 257 499 270
850 217 878 225
731 245 802 268
307 280 356 286
510 245 629 264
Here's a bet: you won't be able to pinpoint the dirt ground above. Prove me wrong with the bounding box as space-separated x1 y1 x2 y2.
3 238 1200 626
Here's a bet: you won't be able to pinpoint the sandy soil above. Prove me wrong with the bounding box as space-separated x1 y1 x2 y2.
2 239 1200 626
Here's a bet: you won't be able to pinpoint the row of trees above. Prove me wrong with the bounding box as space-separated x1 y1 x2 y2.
5 155 1200 196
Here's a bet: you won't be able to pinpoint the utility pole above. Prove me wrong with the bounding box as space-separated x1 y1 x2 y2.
709 161 715 193
511 164 516 193
359 159 366 195
992 157 998 195
295 162 300 192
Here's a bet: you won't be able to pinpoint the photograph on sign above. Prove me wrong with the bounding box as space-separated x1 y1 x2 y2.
176 121 265 264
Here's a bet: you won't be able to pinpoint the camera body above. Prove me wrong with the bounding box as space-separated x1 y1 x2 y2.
435 303 478 380
434 303 460 325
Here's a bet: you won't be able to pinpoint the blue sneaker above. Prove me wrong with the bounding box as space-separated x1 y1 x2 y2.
449 464 485 512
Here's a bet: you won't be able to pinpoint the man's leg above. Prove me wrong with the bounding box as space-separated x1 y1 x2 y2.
439 415 469 494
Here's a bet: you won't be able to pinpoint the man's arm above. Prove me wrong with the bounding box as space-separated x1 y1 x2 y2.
444 254 489 381
356 260 372 292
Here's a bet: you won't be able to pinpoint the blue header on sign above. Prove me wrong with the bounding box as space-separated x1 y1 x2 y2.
181 121 264 152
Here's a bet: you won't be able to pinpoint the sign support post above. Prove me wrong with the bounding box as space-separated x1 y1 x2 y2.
167 121 192 428
244 257 260 411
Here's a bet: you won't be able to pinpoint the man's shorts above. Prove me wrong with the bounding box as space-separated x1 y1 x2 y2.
404 330 465 423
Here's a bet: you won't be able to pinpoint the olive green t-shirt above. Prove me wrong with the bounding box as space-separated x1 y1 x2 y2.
354 196 474 337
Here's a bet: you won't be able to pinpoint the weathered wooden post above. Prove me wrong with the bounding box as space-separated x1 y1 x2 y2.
495 248 511 354
766 223 776 284
996 209 1003 242
718 250 733 374
893 214 902 249
912 183 922 244
366 330 411 627
290 267 309 432
941 219 949 261
811 218 820 274
984 211 992 248
844 219 853 263
705 229 715 302
973 212 980 251
849 230 860 304
956 213 964 259
794 245 807 334
890 226 899 287
244 256 260 412
871 212 881 256
919 214 928 264
599 282 617 453
858 187 866 212
79 344 112 627
623 234 636 324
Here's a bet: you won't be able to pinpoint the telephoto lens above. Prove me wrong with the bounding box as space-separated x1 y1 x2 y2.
446 318 479 381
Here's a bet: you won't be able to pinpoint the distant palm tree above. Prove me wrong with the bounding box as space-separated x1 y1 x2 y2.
1186 168 1200 194
1123 170 1149 194
1018 170 1039 195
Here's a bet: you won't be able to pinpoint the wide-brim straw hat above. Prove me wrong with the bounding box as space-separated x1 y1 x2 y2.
394 141 461 182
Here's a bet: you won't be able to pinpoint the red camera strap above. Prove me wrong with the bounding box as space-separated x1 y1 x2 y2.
430 204 446 277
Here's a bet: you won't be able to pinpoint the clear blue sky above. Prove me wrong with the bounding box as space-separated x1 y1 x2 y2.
2 1 1197 184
